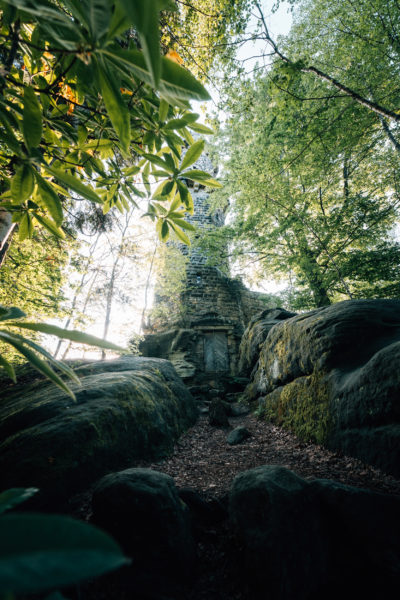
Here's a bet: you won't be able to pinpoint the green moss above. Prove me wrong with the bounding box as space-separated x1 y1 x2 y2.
262 370 333 445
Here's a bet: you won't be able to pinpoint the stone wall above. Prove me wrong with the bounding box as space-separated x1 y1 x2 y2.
141 150 273 381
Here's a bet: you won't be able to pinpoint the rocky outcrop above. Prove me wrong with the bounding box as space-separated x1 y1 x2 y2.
238 307 296 376
230 465 400 600
91 468 195 596
246 300 400 476
0 356 197 503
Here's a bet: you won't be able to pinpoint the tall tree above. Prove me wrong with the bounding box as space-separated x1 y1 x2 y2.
211 67 400 308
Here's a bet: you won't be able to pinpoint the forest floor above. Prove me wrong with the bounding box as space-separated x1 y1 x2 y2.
72 412 400 600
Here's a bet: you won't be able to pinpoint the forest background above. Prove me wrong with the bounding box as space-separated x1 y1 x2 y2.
1 0 399 365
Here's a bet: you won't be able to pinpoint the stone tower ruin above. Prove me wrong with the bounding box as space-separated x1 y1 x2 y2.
140 149 272 384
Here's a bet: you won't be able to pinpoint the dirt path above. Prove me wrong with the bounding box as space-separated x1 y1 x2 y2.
137 413 400 497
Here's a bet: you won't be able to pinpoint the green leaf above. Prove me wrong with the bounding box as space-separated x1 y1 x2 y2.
10 164 35 202
18 212 34 240
0 513 129 594
200 178 222 189
101 48 210 101
32 212 65 239
123 165 141 176
170 221 190 245
180 140 204 171
161 219 169 240
160 56 211 101
169 193 182 212
0 488 38 514
42 165 103 203
164 119 186 131
142 153 175 173
159 98 169 122
23 87 42 149
181 169 221 188
34 173 63 226
180 127 194 145
96 61 130 153
119 0 161 86
106 0 131 40
188 122 215 135
0 330 75 398
86 0 111 42
8 332 80 384
152 179 170 199
170 218 195 231
8 322 126 352
0 353 16 382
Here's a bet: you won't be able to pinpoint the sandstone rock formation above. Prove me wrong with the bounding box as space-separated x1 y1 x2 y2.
238 307 296 377
244 300 400 476
230 465 400 600
0 356 197 503
91 468 195 596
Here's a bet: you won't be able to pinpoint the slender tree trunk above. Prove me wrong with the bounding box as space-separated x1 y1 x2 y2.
140 244 158 333
297 235 331 307
61 269 99 360
54 233 102 358
101 263 118 360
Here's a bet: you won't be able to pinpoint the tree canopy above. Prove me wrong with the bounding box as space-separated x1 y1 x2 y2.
209 0 400 309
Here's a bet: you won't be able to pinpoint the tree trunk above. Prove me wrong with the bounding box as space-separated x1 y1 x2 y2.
0 210 15 267
297 235 331 307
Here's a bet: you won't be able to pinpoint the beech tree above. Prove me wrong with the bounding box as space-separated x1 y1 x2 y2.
211 67 400 309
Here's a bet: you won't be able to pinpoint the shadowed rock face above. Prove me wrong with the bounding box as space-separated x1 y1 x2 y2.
245 300 400 476
0 356 198 504
91 468 196 595
230 465 400 600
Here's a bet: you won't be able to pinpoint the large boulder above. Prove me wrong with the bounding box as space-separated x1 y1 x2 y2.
229 466 329 600
91 468 195 595
238 307 296 376
229 465 400 600
0 356 197 503
246 300 400 476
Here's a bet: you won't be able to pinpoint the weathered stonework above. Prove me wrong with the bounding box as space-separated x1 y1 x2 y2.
141 150 272 384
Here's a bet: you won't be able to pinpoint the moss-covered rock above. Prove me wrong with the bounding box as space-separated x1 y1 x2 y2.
0 356 198 503
238 308 296 377
247 300 400 476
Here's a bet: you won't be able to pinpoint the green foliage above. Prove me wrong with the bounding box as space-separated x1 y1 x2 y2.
160 0 254 81
0 488 129 597
211 1 400 309
0 0 227 388
0 0 218 248
0 303 125 398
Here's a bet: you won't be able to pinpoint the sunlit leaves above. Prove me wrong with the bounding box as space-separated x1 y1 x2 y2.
180 140 204 170
0 306 126 398
102 48 211 101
